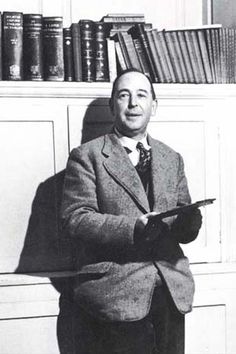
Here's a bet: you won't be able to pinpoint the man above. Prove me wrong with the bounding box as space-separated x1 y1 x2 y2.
61 68 202 354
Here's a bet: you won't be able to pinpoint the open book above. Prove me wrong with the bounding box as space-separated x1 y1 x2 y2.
152 198 216 221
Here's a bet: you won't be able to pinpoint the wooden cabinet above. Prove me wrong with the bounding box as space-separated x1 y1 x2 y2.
1 82 236 353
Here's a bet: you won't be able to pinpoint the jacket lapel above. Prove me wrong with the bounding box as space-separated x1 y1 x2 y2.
103 134 150 213
149 136 169 213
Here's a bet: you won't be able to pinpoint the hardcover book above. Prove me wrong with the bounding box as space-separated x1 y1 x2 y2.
71 23 82 81
43 16 64 81
2 11 23 80
106 37 117 81
94 22 109 82
63 27 74 82
79 19 95 82
23 14 43 81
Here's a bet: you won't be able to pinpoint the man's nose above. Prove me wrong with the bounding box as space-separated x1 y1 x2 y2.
128 94 138 107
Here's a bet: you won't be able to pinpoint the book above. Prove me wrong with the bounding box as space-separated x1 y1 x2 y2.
2 11 23 80
23 14 43 81
71 23 82 81
79 19 95 82
128 24 158 82
163 30 184 83
106 38 117 82
114 40 127 71
101 13 145 23
205 28 216 83
211 28 221 83
151 198 216 222
63 27 74 82
42 16 64 81
151 29 172 83
109 22 152 36
94 22 109 82
112 32 131 68
157 30 176 82
184 30 204 83
132 37 151 77
196 29 213 83
146 30 165 83
176 30 195 83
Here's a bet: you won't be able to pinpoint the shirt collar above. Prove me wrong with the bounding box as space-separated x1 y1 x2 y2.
114 128 151 152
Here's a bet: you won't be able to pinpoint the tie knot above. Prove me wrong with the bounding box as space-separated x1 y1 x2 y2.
136 141 145 151
136 142 151 173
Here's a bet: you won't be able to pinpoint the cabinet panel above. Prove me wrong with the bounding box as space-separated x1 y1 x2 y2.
0 104 70 273
186 305 226 354
0 316 59 354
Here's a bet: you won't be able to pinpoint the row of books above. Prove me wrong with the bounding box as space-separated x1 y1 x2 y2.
114 23 236 84
0 11 236 83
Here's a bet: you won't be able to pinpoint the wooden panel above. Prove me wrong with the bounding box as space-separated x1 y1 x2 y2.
0 104 71 273
185 305 226 354
149 100 221 263
0 316 59 354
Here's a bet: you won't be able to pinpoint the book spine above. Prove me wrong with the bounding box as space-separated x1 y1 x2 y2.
176 30 195 83
80 19 96 82
94 22 109 82
71 23 82 82
171 31 189 82
132 37 151 78
128 24 158 82
23 14 43 81
146 30 165 82
211 29 220 84
2 11 23 80
164 30 184 83
114 41 127 71
43 16 64 81
158 31 176 82
184 30 202 83
205 29 216 83
101 16 145 23
122 32 142 71
197 30 213 83
106 38 117 82
63 27 74 82
152 29 172 83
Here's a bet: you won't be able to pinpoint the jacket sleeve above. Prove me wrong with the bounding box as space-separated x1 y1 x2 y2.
61 148 137 250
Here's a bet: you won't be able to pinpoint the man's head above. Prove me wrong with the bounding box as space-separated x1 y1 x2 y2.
109 69 157 140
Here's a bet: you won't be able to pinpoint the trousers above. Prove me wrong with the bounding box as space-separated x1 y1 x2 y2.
57 281 185 354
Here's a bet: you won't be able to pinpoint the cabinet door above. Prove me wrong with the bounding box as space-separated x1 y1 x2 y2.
0 103 70 273
149 99 221 263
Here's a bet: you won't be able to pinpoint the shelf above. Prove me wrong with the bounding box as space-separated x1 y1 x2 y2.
0 81 236 99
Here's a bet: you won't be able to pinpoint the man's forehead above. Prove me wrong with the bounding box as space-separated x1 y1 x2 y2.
115 72 152 91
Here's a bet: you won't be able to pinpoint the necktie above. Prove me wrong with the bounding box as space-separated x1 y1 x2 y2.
136 142 151 173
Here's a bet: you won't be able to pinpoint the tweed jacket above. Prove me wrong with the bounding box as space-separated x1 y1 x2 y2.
61 133 195 322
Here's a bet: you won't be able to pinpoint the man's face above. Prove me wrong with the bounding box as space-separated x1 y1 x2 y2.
110 72 157 139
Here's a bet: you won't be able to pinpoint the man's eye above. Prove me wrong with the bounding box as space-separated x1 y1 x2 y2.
119 93 129 99
138 93 147 98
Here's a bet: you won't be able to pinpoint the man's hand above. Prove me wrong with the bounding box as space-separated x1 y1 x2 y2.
171 207 202 244
134 212 169 246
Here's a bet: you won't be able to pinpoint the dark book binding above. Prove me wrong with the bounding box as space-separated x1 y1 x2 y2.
128 24 158 82
23 14 43 81
2 11 23 80
42 16 64 81
71 23 82 81
63 27 74 81
79 19 95 82
94 22 109 82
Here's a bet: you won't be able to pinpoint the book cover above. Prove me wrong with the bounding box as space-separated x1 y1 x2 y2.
79 19 95 82
176 30 195 83
71 23 82 82
128 24 158 82
23 14 43 81
63 27 74 82
43 16 64 81
106 38 117 82
2 11 23 80
94 22 109 82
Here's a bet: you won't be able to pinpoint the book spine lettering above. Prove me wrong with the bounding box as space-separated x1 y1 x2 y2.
80 20 95 82
94 22 109 82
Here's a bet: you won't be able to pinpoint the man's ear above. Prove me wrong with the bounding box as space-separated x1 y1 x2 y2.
151 98 158 116
109 98 114 115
